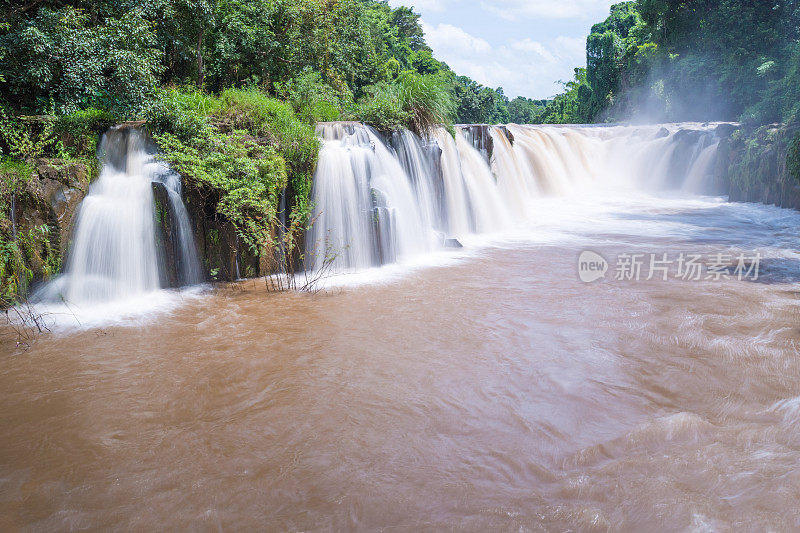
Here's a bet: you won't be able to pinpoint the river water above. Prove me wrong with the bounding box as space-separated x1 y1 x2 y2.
3 189 800 530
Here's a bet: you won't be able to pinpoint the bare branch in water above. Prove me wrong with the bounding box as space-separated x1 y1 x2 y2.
264 211 340 294
1 297 51 351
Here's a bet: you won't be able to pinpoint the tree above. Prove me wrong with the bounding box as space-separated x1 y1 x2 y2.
389 6 428 52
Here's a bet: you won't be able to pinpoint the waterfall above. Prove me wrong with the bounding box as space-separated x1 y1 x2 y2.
307 123 438 271
36 127 201 304
151 164 203 286
307 122 728 272
683 141 720 193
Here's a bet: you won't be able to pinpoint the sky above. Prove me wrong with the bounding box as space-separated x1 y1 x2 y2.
387 0 618 100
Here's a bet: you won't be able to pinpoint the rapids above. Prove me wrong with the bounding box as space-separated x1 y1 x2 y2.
3 123 800 530
307 122 725 272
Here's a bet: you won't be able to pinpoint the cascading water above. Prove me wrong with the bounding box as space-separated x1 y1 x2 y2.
151 162 203 286
36 127 201 305
307 122 730 272
307 123 439 271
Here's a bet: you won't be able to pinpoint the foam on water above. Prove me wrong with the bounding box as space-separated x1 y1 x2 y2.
25 127 204 330
306 122 764 278
25 121 800 329
29 285 210 333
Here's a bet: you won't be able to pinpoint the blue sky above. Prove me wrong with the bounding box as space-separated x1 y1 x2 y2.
388 0 617 99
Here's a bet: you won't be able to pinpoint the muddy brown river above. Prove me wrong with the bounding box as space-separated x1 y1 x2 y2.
3 195 800 531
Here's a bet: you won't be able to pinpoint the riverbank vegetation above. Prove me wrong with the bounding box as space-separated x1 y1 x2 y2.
534 0 800 205
0 108 110 303
0 0 491 300
543 1 800 125
3 0 800 302
150 87 317 262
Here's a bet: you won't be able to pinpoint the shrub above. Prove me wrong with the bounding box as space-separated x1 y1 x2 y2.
275 70 347 124
155 130 288 255
396 71 455 135
354 82 410 132
354 71 455 135
215 88 319 220
0 108 60 161
146 87 320 266
145 87 220 141
53 107 116 159
152 88 320 256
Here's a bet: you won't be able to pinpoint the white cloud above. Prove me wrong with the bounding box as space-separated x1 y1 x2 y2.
480 0 616 20
511 39 557 63
422 21 585 98
553 36 586 63
422 22 492 54
388 0 449 12
385 1 610 98
390 0 615 19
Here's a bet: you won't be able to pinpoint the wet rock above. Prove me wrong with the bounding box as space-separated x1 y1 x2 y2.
2 160 92 296
183 185 238 281
374 206 397 265
34 160 90 255
462 125 494 161
495 126 515 145
444 238 463 248
152 181 179 288
723 124 800 209
714 123 738 138
461 124 515 163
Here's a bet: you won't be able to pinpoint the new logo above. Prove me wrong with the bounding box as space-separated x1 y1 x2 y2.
578 251 608 283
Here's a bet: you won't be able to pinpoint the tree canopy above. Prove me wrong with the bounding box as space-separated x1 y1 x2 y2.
542 0 800 124
0 0 543 125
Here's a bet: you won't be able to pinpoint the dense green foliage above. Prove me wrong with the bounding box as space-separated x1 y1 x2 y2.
356 71 456 134
156 130 288 255
5 0 799 300
0 109 106 303
150 88 318 258
452 78 549 124
0 0 548 128
1 0 560 300
544 0 800 125
0 0 491 299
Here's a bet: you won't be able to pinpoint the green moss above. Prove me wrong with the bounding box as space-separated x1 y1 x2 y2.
0 158 35 190
727 125 800 206
0 223 60 305
0 238 32 304
728 127 771 193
